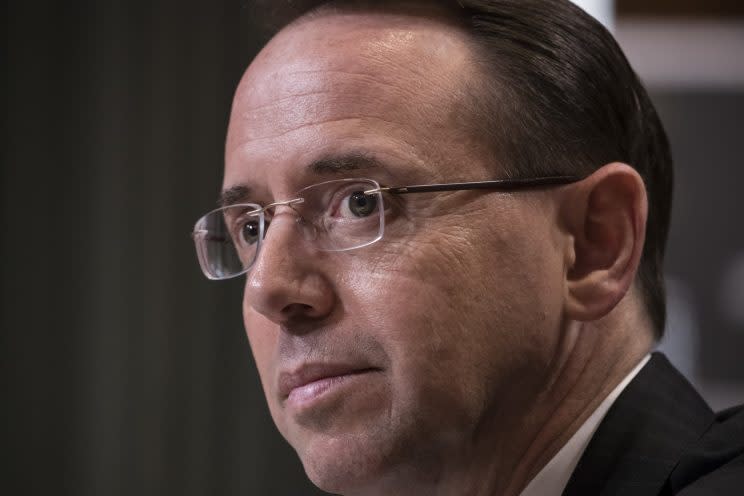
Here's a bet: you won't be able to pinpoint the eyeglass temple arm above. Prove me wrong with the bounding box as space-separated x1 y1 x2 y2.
371 175 583 195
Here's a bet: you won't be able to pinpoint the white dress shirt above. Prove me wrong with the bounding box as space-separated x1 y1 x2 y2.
519 354 651 496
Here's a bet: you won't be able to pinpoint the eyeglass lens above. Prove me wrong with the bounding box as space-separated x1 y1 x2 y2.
193 179 384 280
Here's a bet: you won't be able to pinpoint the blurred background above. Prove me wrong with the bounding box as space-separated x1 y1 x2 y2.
3 0 742 494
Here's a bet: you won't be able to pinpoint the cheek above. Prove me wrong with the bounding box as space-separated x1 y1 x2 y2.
343 210 562 414
340 239 498 414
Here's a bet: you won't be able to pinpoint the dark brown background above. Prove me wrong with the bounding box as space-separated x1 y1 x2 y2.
3 1 742 495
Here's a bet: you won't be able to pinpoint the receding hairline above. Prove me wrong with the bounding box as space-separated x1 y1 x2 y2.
281 0 467 33
258 0 503 162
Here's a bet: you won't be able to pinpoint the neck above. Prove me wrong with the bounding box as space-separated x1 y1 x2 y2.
363 299 655 496
502 313 654 495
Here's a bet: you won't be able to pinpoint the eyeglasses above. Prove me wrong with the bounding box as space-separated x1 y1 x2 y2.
191 175 581 280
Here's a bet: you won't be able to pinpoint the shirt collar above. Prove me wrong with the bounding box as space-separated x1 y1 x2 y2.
519 354 651 496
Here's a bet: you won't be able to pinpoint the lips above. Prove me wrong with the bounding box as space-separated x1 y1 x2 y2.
278 363 379 402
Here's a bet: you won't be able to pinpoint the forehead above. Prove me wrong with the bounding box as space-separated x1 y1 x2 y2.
224 10 481 194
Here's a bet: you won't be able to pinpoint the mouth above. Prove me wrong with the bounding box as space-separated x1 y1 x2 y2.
278 363 382 410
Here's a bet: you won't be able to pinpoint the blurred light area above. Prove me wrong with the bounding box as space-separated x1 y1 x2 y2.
661 276 743 410
658 276 699 380
571 0 615 30
616 19 744 90
720 252 744 327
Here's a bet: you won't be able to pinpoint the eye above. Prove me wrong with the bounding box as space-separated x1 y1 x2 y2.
340 191 379 218
341 191 377 217
240 220 261 244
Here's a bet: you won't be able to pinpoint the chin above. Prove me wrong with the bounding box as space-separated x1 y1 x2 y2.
279 374 477 494
297 431 396 495
274 372 412 492
289 406 439 495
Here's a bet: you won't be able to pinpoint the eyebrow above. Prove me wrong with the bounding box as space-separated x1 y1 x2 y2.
217 151 384 207
217 184 252 208
309 151 382 175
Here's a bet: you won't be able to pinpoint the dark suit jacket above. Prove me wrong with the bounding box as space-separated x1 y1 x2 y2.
563 352 744 495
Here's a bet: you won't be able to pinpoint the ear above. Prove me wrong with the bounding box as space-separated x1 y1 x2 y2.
561 163 648 321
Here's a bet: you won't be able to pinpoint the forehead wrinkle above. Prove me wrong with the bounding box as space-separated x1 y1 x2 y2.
357 32 471 90
234 19 475 119
242 70 410 115
233 76 418 142
234 116 404 148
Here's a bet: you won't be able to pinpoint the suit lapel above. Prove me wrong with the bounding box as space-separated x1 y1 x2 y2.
562 353 714 496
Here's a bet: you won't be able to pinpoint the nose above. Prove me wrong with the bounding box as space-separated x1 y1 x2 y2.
244 213 336 325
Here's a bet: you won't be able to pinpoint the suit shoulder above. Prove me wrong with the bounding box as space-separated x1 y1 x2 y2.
672 404 744 495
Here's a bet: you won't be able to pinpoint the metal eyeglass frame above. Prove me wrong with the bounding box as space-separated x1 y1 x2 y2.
192 175 583 280
363 175 582 195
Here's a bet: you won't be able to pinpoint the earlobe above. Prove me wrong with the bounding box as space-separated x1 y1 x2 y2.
562 163 648 321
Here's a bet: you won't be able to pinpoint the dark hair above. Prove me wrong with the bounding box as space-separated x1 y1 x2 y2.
249 0 674 337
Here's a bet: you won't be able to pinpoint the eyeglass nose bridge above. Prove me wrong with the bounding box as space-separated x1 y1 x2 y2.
260 197 320 242
263 197 305 212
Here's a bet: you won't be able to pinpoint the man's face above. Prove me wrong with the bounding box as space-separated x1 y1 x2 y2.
225 10 567 493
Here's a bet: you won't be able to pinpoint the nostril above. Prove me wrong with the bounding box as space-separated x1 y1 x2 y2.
282 303 314 318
